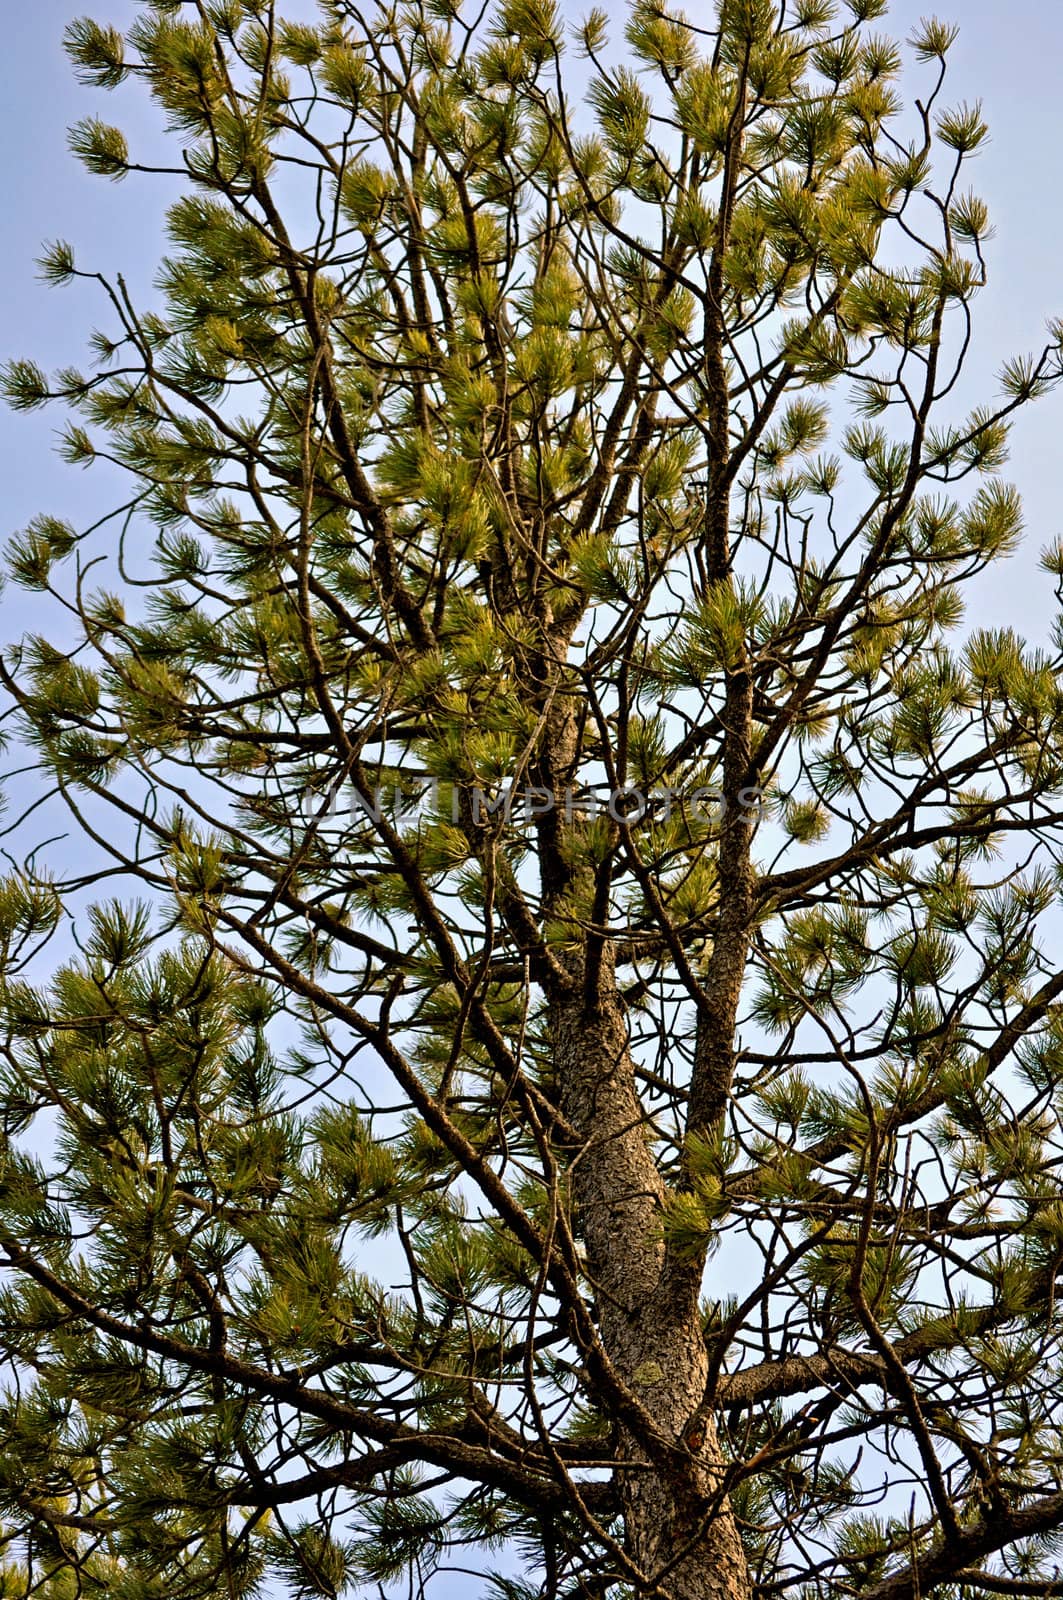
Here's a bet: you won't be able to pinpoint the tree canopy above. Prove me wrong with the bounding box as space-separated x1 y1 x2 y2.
4 1 1063 1597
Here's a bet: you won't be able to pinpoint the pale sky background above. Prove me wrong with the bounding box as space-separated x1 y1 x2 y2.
3 0 1063 649
0 3 1062 1596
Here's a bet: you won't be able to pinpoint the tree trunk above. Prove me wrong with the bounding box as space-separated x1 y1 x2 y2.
553 988 751 1600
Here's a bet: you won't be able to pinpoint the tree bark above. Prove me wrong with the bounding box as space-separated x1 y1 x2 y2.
553 987 752 1599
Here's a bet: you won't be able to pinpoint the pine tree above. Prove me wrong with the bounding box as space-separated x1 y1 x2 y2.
3 1 1063 1596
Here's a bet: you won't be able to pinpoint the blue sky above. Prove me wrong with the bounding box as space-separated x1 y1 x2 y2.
3 0 1062 642
3 0 1063 680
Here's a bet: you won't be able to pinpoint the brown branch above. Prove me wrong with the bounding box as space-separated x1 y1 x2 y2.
857 1493 1063 1600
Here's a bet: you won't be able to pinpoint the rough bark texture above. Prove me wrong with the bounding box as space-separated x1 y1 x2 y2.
537 266 757 1580
553 987 752 1599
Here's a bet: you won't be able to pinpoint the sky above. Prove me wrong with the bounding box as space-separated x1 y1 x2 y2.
0 2 1062 1595
1 1 1059 761
3 0 1063 653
